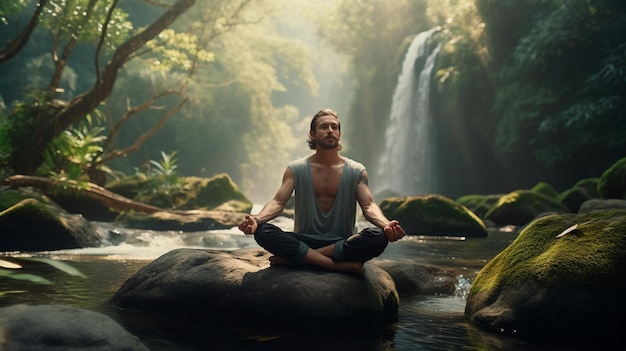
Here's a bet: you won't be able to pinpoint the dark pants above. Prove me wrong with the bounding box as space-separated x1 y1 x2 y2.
254 222 388 264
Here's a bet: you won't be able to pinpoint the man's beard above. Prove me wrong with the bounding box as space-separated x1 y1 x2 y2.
316 137 338 150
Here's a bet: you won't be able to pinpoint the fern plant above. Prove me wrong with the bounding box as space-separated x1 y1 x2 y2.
135 151 184 208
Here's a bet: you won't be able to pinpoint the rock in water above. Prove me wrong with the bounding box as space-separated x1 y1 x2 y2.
111 248 399 330
0 304 148 351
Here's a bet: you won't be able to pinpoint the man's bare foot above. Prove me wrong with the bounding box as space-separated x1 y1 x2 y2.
333 261 365 276
269 255 295 267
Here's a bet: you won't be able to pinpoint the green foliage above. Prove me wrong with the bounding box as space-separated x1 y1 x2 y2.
41 0 133 51
0 0 26 25
37 112 107 182
134 150 183 208
4 89 55 165
0 101 10 173
144 29 215 72
476 0 626 184
0 256 86 290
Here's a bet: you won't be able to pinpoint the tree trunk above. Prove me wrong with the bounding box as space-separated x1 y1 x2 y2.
11 0 196 175
3 175 166 213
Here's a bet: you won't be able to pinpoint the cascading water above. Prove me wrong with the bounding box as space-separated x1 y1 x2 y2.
377 28 440 196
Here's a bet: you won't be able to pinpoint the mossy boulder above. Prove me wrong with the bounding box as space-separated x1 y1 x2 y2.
530 182 558 199
48 193 119 222
557 178 601 213
0 189 51 212
557 187 591 213
106 175 146 199
465 210 626 337
0 198 102 251
379 194 487 237
456 194 503 218
484 190 568 226
578 199 626 213
573 178 601 198
598 157 626 199
108 173 253 212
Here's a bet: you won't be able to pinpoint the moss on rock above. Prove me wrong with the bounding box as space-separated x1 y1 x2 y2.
531 182 558 199
466 210 626 336
380 194 487 237
108 174 252 212
0 189 53 212
0 198 102 251
484 190 568 226
598 157 626 199
456 194 502 218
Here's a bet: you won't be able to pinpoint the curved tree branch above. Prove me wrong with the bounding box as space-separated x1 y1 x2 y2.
17 0 195 174
0 0 48 64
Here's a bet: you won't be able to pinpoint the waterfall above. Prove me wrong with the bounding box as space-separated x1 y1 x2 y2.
377 29 440 196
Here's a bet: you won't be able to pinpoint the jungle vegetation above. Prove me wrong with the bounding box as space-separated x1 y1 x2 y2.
1 0 624 201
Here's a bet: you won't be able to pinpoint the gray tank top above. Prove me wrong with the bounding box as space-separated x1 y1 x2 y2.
288 156 365 237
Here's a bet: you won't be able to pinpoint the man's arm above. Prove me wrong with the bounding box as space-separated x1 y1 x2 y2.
356 170 406 242
239 167 295 234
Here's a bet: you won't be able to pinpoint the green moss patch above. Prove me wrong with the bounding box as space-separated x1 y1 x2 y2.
380 194 487 237
598 157 626 199
484 190 568 225
470 210 626 295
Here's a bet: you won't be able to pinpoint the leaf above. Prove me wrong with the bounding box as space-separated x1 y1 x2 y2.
0 270 52 285
556 223 578 238
0 258 22 269
556 219 596 238
22 257 87 278
0 290 28 297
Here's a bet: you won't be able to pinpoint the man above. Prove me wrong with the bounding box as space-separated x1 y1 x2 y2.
239 108 406 275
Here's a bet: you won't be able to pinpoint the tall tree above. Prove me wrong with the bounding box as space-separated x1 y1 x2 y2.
3 0 195 175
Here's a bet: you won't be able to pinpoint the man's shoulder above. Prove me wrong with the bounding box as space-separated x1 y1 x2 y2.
288 155 310 171
342 156 366 171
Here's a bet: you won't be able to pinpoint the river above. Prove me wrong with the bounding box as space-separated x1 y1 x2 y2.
0 217 608 350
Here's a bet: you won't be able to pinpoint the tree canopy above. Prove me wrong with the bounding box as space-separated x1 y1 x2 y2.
1 0 624 201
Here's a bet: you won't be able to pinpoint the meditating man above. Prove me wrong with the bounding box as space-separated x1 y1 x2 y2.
238 108 406 275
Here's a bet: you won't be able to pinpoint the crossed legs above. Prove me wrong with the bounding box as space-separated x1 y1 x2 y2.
254 223 388 275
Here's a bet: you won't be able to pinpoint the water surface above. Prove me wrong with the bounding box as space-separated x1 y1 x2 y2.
0 222 613 350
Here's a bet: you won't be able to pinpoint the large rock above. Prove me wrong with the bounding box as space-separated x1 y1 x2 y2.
107 173 252 212
111 248 399 330
379 194 487 237
484 189 568 226
465 210 626 337
372 260 460 296
598 157 626 199
557 179 600 213
530 181 559 199
578 198 626 213
0 304 148 351
456 194 503 218
0 198 102 251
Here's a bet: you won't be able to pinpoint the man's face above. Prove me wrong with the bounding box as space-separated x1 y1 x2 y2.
311 115 341 150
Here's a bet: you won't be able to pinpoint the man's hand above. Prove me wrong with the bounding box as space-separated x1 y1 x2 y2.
384 220 406 242
238 215 258 235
